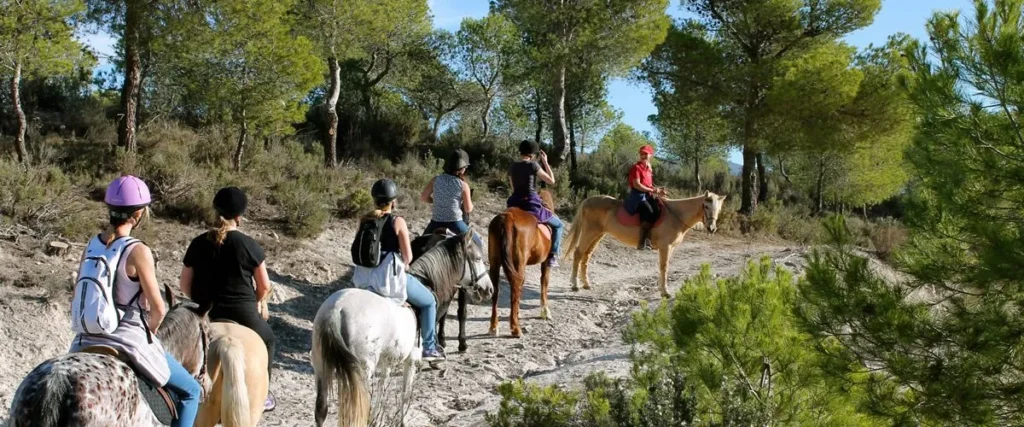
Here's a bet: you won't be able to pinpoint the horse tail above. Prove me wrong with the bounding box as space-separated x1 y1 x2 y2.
313 306 370 427
216 337 251 427
489 211 523 286
8 362 73 427
562 199 588 261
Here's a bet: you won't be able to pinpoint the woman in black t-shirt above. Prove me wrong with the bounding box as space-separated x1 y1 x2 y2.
179 186 277 412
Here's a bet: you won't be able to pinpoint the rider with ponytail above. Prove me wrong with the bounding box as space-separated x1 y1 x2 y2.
179 186 277 411
70 175 201 427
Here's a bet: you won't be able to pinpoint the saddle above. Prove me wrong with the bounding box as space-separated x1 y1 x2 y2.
78 345 178 425
617 199 666 228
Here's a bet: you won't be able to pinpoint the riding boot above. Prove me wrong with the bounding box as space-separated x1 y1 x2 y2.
637 222 653 250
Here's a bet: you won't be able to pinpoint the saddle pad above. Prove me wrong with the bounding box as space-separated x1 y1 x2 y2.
537 224 551 242
137 372 178 425
616 205 666 228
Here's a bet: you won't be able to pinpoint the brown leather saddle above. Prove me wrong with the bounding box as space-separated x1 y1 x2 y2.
79 345 178 425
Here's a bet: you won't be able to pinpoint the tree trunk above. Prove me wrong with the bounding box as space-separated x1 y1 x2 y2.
568 102 577 172
534 89 543 145
740 146 757 215
119 0 142 153
550 64 569 168
11 62 28 164
432 115 442 143
815 158 826 213
233 109 247 172
694 158 702 193
324 57 341 168
756 152 768 203
481 94 493 136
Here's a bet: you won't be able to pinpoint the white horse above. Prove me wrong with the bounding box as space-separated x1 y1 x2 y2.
311 231 493 427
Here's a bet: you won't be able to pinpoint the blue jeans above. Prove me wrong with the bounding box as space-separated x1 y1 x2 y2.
546 215 564 258
405 274 437 352
424 220 484 247
164 352 201 427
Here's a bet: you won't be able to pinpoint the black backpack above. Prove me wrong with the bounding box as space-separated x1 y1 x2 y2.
351 214 392 268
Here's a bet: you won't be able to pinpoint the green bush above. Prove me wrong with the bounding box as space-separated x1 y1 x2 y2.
490 259 873 427
0 160 101 239
868 216 906 261
336 188 373 219
275 181 329 238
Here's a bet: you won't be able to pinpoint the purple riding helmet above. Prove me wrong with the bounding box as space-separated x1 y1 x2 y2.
105 175 152 211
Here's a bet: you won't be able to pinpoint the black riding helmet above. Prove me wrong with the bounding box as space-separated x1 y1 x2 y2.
445 149 470 174
519 139 540 156
371 178 398 206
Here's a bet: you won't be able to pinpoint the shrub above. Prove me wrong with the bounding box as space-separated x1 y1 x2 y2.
274 180 329 238
0 160 101 239
337 188 373 219
869 217 906 260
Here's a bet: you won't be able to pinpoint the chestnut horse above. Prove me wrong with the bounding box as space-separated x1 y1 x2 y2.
488 190 556 338
562 191 727 298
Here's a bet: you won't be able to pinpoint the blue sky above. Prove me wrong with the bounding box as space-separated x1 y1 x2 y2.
80 0 973 163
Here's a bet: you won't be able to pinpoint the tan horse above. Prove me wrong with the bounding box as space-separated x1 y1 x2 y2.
195 288 273 427
562 191 727 298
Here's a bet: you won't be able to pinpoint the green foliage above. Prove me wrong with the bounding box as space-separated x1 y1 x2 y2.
158 0 324 161
0 0 91 78
487 380 580 427
0 159 100 239
626 259 871 426
798 2 1024 424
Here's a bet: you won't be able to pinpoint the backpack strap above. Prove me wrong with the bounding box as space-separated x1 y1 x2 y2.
111 238 152 343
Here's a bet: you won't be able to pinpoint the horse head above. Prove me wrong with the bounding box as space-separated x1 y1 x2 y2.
702 190 728 234
459 227 494 304
157 300 213 399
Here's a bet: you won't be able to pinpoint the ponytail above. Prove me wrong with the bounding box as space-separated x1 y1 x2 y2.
206 216 234 246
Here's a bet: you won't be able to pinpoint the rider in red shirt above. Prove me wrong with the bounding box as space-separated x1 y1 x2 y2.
625 145 665 250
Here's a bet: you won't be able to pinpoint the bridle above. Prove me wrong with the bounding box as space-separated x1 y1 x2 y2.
459 234 488 288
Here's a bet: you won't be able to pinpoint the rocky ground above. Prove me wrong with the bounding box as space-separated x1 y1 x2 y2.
0 194 811 426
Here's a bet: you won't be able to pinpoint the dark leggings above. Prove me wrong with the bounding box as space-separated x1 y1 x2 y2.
210 304 276 380
638 195 660 224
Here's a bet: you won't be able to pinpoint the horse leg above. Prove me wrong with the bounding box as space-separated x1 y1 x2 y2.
457 288 468 352
436 301 450 351
539 264 552 320
402 356 417 402
579 234 604 290
314 375 329 427
509 262 525 337
658 245 675 298
488 264 501 337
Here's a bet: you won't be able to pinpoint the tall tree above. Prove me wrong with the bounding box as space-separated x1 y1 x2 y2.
643 1 880 215
492 0 670 168
454 13 519 137
800 1 1024 423
165 0 323 171
1 0 88 163
650 97 728 192
405 31 476 142
299 0 429 167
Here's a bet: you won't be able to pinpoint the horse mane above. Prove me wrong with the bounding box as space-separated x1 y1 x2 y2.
408 236 463 304
156 301 209 371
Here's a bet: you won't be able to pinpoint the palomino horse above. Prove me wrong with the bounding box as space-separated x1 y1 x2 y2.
195 286 274 427
563 191 727 298
311 231 493 427
6 292 211 427
488 189 556 338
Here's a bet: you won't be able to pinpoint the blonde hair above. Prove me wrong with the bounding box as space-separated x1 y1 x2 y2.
207 216 235 246
361 201 394 222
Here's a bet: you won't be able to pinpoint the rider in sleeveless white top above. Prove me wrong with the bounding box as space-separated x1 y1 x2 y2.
70 236 171 386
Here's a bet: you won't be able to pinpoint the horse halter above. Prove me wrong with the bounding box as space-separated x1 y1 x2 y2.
459 235 488 288
702 197 715 230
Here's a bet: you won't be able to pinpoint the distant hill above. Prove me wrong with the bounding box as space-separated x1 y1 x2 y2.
728 161 742 176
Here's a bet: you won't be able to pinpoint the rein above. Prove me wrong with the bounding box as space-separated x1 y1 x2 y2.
460 236 488 288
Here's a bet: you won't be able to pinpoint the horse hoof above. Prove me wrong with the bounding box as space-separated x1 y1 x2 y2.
660 292 671 299
539 307 549 319
488 328 499 337
571 286 579 292
459 344 468 353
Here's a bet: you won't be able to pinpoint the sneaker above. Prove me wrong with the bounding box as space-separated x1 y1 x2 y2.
264 391 276 412
546 256 559 267
422 347 446 361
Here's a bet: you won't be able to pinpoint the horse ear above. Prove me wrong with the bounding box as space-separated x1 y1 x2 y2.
163 285 176 308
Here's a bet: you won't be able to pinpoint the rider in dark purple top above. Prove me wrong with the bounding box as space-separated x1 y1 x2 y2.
506 140 563 267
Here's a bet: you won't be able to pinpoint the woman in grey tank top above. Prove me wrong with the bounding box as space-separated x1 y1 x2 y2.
420 149 482 246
